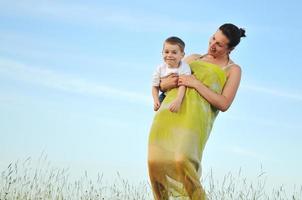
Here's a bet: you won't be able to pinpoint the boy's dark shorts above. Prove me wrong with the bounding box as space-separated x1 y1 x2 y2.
159 92 166 103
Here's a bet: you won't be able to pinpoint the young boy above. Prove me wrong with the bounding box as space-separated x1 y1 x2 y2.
152 36 191 112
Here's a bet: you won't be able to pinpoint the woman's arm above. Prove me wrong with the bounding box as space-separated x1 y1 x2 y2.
159 74 179 92
178 65 241 112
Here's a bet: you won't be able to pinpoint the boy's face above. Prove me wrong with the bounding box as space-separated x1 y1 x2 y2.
162 43 184 67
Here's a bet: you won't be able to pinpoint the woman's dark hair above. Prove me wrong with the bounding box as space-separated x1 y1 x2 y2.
219 23 246 49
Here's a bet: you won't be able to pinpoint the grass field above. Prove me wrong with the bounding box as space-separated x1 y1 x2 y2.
1 156 301 200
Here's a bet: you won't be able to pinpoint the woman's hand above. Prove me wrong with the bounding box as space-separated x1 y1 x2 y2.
159 73 179 92
178 75 199 88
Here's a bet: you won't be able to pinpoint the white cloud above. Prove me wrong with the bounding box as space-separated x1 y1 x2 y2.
0 1 214 33
220 113 297 131
0 57 151 105
241 84 302 102
229 146 266 161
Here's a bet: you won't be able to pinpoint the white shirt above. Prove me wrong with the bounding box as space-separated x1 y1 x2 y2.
152 61 191 86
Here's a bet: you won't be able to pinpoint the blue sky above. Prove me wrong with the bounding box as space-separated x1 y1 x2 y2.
1 0 302 191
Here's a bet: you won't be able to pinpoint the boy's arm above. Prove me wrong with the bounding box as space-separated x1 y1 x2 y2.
152 86 161 111
174 61 190 103
152 86 160 102
169 85 186 112
175 85 186 102
174 61 190 102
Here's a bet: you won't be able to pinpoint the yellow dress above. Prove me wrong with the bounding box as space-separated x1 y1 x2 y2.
148 60 227 200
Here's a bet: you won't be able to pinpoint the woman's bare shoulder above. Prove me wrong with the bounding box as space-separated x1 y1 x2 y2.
227 64 242 78
183 54 202 64
228 59 241 70
230 62 242 72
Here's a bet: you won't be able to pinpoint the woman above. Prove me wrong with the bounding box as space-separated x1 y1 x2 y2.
148 23 246 200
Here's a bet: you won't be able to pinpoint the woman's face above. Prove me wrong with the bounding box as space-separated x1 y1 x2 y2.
208 30 231 58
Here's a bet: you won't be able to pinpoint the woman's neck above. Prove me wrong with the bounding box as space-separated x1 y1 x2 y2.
203 53 229 66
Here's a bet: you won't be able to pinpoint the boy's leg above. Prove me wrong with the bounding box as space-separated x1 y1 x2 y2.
159 92 166 103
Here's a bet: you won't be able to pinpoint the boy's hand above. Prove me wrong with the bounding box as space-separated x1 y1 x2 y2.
153 99 161 111
169 99 182 112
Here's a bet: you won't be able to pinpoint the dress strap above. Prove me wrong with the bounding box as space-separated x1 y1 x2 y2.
222 59 236 70
198 54 207 60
